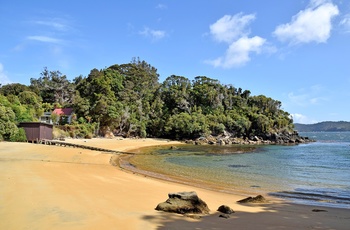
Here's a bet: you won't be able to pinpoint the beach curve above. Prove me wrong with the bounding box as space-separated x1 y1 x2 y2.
0 138 349 230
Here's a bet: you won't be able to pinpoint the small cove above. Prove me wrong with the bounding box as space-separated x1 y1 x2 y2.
120 132 350 209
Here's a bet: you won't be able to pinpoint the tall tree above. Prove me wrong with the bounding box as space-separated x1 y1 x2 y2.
75 67 124 130
30 67 74 105
108 58 160 136
0 83 31 96
191 76 223 114
161 75 192 114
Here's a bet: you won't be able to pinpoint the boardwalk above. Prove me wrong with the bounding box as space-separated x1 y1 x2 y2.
37 139 129 154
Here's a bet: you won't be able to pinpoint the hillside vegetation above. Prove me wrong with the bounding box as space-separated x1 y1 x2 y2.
0 58 295 141
294 121 350 132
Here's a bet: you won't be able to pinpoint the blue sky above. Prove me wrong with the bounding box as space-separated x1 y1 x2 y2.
1 0 350 124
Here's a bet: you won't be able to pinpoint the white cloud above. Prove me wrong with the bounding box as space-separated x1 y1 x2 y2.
209 13 256 43
207 36 265 68
290 113 317 124
288 84 328 107
156 4 167 9
27 35 63 44
273 0 339 44
0 63 11 85
340 14 350 33
33 19 70 31
139 27 166 41
207 13 266 68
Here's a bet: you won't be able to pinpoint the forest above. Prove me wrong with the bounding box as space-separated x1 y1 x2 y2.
294 121 350 132
0 58 295 142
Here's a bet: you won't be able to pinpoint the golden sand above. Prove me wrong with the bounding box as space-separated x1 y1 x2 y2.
0 138 349 229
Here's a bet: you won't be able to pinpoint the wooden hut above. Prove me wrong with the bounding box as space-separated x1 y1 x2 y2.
18 122 53 142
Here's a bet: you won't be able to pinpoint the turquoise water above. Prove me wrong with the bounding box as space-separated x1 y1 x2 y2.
130 132 350 209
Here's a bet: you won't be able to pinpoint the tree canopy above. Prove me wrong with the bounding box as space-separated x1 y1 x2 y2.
0 58 295 141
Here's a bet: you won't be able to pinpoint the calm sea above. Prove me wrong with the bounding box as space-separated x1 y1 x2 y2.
127 132 350 209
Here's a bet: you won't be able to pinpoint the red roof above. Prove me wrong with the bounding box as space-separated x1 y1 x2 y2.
53 108 74 116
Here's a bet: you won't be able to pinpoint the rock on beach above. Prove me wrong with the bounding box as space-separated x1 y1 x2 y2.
155 191 210 214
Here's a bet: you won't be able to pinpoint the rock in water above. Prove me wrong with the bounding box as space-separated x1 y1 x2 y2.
155 191 210 214
237 195 267 204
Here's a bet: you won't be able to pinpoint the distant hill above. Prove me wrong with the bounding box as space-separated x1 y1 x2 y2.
294 121 350 132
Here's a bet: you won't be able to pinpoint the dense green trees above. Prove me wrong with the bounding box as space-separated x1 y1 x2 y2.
30 67 75 106
0 58 295 141
0 96 27 141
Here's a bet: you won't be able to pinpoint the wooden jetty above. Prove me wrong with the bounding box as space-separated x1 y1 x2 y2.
36 139 133 155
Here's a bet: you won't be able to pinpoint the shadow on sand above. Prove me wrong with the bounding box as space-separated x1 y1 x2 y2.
142 202 350 230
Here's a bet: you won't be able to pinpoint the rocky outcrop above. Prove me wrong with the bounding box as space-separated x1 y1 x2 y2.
189 131 314 146
155 191 210 214
268 131 311 144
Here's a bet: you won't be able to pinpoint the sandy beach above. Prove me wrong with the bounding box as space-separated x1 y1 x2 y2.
1 138 349 230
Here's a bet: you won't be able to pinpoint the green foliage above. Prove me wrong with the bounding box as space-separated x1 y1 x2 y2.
52 127 69 139
191 76 223 113
161 75 192 114
75 67 124 131
9 128 27 142
17 91 44 120
1 58 296 140
0 94 33 122
0 104 18 141
42 102 54 112
57 123 97 139
165 109 209 139
0 83 30 96
30 67 75 106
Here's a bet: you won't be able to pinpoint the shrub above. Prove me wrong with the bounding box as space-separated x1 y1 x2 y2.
52 127 69 139
9 128 27 142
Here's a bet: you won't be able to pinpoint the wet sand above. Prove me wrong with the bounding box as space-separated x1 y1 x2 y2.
1 138 349 229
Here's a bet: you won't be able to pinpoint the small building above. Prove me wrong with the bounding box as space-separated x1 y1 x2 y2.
40 112 53 124
18 122 53 142
52 108 74 124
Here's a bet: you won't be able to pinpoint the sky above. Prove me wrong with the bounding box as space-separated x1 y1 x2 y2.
1 0 350 124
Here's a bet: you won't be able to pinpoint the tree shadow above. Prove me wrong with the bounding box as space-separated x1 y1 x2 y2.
142 201 350 230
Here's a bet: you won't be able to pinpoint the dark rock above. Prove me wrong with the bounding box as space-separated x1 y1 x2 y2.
217 205 235 214
208 140 216 145
312 209 328 212
237 195 267 204
194 141 202 145
155 191 210 214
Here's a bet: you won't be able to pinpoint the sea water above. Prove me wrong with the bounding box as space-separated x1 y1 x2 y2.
128 132 350 209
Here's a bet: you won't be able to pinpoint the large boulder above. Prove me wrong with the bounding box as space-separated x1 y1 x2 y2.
155 191 210 214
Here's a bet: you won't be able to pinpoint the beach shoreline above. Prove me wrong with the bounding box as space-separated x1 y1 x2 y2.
1 138 349 229
117 148 267 198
